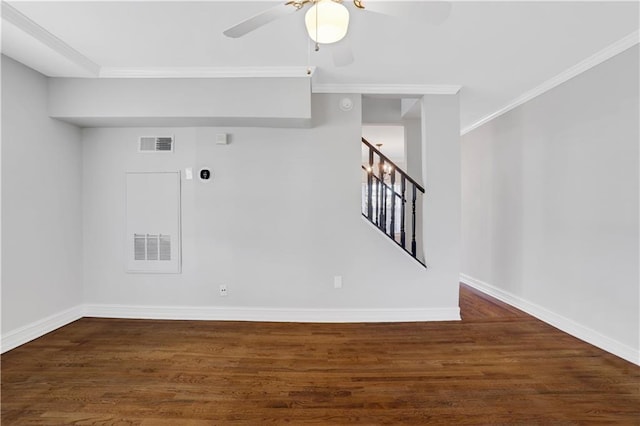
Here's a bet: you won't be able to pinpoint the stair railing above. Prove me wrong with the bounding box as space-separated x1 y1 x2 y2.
361 137 426 266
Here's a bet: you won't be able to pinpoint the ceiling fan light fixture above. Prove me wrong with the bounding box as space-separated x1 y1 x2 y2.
305 0 350 44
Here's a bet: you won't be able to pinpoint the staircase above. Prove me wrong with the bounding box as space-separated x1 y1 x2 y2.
361 137 426 267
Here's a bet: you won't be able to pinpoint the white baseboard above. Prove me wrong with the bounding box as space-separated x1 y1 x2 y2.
84 304 460 323
1 303 460 353
460 273 640 366
1 305 84 354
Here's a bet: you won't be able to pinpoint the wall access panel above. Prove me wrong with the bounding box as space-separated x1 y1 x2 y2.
125 172 181 273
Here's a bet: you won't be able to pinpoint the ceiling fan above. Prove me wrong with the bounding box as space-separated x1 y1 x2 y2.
223 1 452 67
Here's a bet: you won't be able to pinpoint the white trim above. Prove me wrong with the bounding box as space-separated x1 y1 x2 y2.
312 83 461 95
99 66 316 79
461 30 640 135
460 273 640 366
84 304 460 323
1 305 84 354
0 303 459 352
0 2 100 76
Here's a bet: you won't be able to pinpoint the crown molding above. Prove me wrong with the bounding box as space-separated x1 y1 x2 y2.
461 30 640 135
312 83 462 95
99 66 316 79
1 1 100 76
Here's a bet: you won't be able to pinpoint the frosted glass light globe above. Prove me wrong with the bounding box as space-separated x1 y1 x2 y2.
305 0 350 44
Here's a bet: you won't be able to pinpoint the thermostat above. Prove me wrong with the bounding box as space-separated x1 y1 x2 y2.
216 133 228 145
199 168 213 182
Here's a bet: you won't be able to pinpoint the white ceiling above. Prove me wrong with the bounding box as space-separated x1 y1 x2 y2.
2 1 638 131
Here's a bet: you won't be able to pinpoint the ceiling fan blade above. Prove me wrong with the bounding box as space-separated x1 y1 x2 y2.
223 3 296 38
332 38 354 67
359 1 452 26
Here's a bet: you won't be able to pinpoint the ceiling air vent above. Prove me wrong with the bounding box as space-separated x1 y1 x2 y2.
139 136 174 153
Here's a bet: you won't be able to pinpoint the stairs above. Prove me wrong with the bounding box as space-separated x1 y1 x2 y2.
361 137 425 266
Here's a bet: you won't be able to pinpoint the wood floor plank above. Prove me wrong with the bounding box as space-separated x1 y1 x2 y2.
2 284 639 424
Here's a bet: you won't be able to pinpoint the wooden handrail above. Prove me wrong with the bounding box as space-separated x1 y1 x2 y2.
362 137 425 193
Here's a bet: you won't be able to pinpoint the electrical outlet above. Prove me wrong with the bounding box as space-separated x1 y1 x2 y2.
334 275 343 289
219 284 228 297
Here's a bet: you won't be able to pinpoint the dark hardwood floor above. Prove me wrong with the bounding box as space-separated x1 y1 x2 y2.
2 284 639 425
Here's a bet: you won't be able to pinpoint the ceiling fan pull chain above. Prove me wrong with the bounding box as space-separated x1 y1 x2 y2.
315 0 319 50
307 33 312 74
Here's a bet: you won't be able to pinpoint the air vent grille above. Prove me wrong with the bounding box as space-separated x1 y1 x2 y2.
139 136 174 153
147 234 159 260
133 233 171 261
134 234 146 260
155 137 173 151
159 235 171 260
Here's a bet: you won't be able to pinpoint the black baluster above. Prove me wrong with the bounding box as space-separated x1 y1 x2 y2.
382 160 387 232
390 169 396 240
378 157 384 229
373 177 377 225
401 176 406 248
411 185 417 257
367 147 373 220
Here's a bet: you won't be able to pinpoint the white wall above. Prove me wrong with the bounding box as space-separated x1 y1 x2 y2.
1 56 83 336
461 46 639 362
405 117 424 262
423 95 461 299
82 94 460 318
362 97 402 124
48 77 312 128
404 118 423 186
